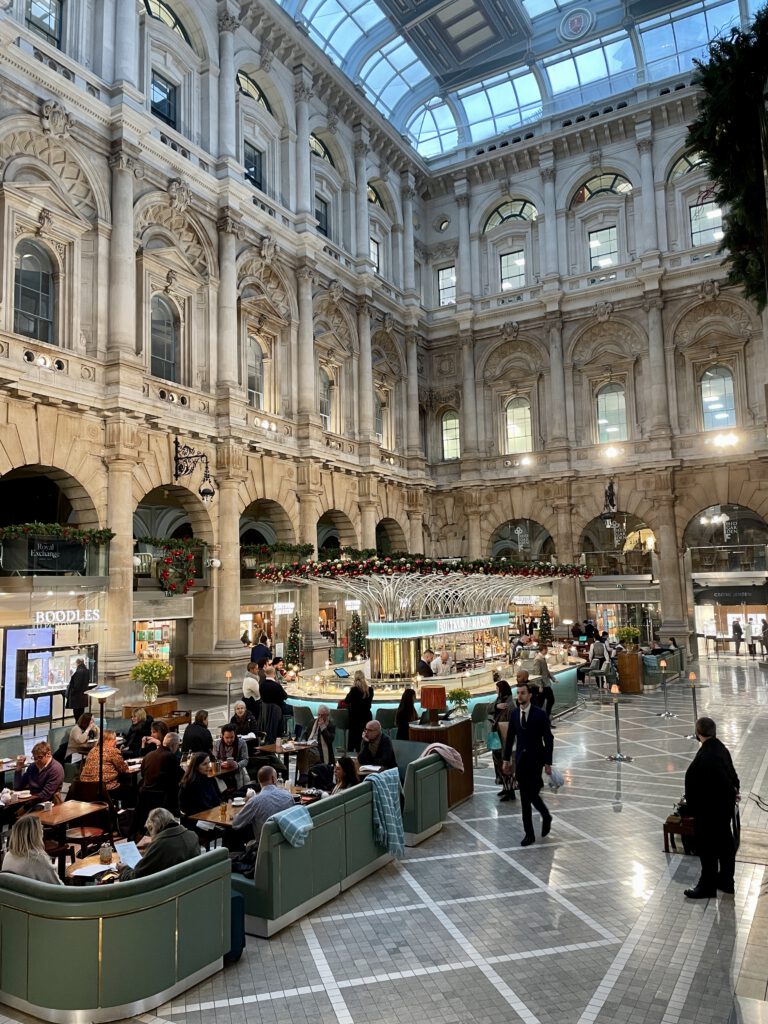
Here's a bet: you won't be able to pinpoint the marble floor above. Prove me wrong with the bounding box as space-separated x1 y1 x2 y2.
4 656 768 1024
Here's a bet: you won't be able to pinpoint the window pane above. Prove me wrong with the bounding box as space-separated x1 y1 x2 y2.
500 250 525 291
369 237 380 272
700 365 736 430
689 201 723 247
14 240 56 344
151 71 177 129
244 141 264 190
374 394 384 443
247 338 264 409
506 398 532 453
589 226 618 270
27 0 62 46
438 266 456 305
442 411 461 460
319 370 332 430
315 196 329 238
150 295 177 382
596 383 627 442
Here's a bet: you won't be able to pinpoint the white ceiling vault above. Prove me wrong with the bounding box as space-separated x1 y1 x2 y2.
271 0 761 160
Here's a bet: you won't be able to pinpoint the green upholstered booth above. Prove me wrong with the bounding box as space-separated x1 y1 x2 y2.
392 741 449 846
0 848 231 1023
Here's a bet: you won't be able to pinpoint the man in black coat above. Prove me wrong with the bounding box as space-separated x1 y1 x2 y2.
683 716 740 898
65 658 91 720
358 721 397 769
502 680 554 846
416 649 434 678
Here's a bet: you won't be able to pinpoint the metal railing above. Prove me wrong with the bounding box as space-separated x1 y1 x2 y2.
582 550 653 575
688 544 767 573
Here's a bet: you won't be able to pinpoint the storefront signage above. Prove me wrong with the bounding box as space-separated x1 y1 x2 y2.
344 600 361 611
694 585 768 605
33 609 101 625
368 612 510 641
2 538 86 574
273 602 295 615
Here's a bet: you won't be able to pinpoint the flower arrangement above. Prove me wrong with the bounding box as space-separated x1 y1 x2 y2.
130 659 173 704
252 555 589 584
0 522 114 545
447 688 472 714
616 626 640 646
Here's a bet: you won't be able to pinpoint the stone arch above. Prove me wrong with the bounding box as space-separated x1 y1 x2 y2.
567 318 645 366
133 483 213 544
560 165 636 211
674 472 768 540
376 516 407 555
317 508 358 553
314 292 356 356
240 498 297 546
568 479 662 545
237 252 296 322
472 193 541 236
130 436 214 543
671 298 757 351
233 55 288 126
135 194 215 279
488 519 556 560
482 495 558 555
479 336 548 381
371 329 405 376
0 464 101 529
368 177 397 221
148 0 216 62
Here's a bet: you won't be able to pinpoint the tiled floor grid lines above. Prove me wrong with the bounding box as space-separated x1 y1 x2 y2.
6 657 768 1024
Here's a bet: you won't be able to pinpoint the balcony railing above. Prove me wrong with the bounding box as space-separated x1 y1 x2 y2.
582 550 654 575
0 537 110 576
689 545 767 573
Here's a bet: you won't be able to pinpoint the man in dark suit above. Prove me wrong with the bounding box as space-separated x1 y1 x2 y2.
416 649 435 678
65 658 91 720
501 679 554 846
683 717 740 899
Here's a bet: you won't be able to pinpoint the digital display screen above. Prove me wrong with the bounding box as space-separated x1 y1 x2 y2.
2 627 52 724
15 644 98 701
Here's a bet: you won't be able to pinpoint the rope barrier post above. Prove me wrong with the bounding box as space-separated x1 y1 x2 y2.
657 658 676 719
684 670 699 740
608 684 633 762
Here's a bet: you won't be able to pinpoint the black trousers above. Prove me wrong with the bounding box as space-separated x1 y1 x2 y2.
72 707 85 721
695 816 735 892
516 761 550 838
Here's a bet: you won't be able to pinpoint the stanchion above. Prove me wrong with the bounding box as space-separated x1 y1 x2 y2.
684 670 699 740
225 670 233 722
656 658 677 718
607 684 633 762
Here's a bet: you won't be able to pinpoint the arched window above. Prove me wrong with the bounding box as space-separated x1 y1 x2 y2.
150 294 178 382
310 133 335 167
367 184 385 209
14 239 56 344
483 199 538 232
374 393 384 444
596 383 628 443
669 152 706 180
571 173 632 208
700 365 736 431
247 337 264 410
236 71 272 113
143 0 191 44
319 368 333 431
505 397 533 453
441 410 461 461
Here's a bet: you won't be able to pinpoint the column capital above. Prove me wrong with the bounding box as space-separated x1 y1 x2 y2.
294 83 313 104
217 211 245 238
356 298 372 318
108 150 136 174
297 263 316 284
637 137 653 156
455 193 470 208
354 140 370 160
216 442 248 480
540 166 556 184
401 186 417 202
642 296 664 313
218 13 239 34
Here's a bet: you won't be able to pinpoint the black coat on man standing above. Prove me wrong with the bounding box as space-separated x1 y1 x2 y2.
684 731 739 897
65 660 91 718
502 700 554 844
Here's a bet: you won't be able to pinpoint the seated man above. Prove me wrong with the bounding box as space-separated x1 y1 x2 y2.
231 765 294 844
358 720 397 770
119 807 199 880
140 737 182 811
162 731 182 763
181 710 213 755
14 741 64 802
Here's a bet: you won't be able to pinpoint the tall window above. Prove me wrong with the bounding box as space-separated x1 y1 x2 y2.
144 0 191 44
700 365 736 431
374 393 384 444
690 201 723 247
319 369 332 430
247 337 264 410
369 237 380 273
309 133 334 166
571 173 632 207
505 397 533 453
315 196 329 238
26 0 63 48
14 239 56 344
150 294 178 382
151 71 177 129
596 383 628 443
438 266 456 306
441 410 461 460
483 199 538 232
244 141 264 191
500 251 525 291
589 226 618 270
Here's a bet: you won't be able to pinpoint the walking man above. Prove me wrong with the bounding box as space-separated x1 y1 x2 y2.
501 680 553 846
683 717 740 899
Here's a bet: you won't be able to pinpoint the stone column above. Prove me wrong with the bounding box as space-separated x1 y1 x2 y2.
406 331 421 455
214 475 245 656
407 511 423 554
540 165 558 277
108 151 136 359
114 0 138 87
360 501 377 550
645 298 670 436
357 300 373 439
637 136 659 253
401 170 416 294
354 135 370 263
294 68 313 216
461 334 478 455
553 500 580 625
217 13 238 160
217 213 240 388
297 264 315 418
655 495 689 644
466 513 482 559
548 318 567 445
391 224 403 289
455 182 471 301
104 418 139 691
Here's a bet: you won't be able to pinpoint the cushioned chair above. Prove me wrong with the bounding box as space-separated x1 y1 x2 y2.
329 708 349 753
374 707 397 738
292 706 314 735
471 701 492 766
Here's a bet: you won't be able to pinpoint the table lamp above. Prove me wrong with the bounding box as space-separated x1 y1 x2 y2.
88 685 118 799
421 685 446 726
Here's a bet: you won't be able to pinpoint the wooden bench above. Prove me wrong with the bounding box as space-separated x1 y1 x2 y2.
663 814 695 853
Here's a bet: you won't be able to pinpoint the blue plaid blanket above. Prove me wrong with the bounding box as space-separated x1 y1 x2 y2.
367 768 404 859
268 804 314 847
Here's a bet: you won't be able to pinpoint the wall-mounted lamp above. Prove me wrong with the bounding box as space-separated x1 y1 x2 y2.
205 557 222 569
173 437 217 504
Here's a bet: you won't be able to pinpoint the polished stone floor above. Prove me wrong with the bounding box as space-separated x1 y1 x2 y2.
4 655 768 1024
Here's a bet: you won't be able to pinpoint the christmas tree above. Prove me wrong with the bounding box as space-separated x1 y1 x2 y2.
349 611 367 658
286 613 304 668
538 606 553 644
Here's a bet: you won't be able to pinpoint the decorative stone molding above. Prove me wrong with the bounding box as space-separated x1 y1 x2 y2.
136 204 209 277
381 313 395 334
108 151 135 174
431 242 458 260
239 257 292 321
401 186 417 202
675 298 753 347
434 353 455 376
164 270 177 295
1 132 97 219
218 14 239 33
294 84 313 104
296 264 315 284
258 235 278 263
592 301 614 323
40 100 74 138
483 338 544 380
570 321 643 366
455 194 470 208
326 108 338 134
425 386 461 410
539 166 555 184
167 178 192 213
371 330 404 375
637 138 653 156
354 141 369 160
217 213 245 240
501 321 519 341
698 279 720 301
36 208 53 236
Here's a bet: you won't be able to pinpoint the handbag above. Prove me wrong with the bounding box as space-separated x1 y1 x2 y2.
547 766 565 790
486 731 502 751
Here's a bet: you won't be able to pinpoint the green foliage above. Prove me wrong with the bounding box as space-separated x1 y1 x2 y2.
348 611 367 657
538 606 553 644
286 613 304 668
616 626 640 645
136 535 203 549
240 542 315 559
687 7 768 310
0 523 114 545
447 688 472 711
130 659 173 704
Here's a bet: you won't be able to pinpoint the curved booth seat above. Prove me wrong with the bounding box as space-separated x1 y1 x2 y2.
0 848 231 1024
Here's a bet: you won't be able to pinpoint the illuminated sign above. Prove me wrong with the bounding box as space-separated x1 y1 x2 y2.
273 602 295 615
367 613 510 641
33 609 100 625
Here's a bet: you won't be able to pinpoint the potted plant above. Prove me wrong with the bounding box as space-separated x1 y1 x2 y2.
447 687 472 716
130 659 173 704
616 626 641 648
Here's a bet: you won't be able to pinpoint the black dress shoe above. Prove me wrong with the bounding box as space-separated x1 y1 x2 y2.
520 834 535 847
684 887 715 899
499 791 516 801
541 815 553 837
717 878 735 894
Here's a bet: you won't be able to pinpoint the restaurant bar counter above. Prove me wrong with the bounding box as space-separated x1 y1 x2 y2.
0 848 231 1024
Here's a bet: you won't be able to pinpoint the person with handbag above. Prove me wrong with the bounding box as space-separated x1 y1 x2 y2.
501 677 553 846
488 679 515 802
683 717 740 898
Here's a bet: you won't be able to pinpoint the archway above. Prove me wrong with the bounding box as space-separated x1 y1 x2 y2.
579 512 656 575
240 499 296 547
317 509 357 557
489 519 555 561
133 483 213 579
683 504 768 572
0 465 99 528
376 517 408 556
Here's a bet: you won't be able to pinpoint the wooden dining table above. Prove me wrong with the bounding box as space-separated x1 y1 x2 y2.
188 786 319 828
33 800 105 829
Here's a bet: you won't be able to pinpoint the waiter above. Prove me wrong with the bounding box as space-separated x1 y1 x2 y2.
683 717 739 899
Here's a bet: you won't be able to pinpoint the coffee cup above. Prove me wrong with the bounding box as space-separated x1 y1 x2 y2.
42 801 53 811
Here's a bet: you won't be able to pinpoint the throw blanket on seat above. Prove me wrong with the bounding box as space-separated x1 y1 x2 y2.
367 767 404 859
268 804 314 847
418 742 464 772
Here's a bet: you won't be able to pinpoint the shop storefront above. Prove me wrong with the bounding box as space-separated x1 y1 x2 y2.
693 583 768 638
584 585 661 642
132 595 193 693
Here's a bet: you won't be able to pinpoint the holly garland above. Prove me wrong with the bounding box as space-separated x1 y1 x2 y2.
0 522 115 545
252 555 589 584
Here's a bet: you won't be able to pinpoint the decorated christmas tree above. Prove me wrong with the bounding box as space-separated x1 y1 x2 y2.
539 606 553 644
349 611 367 658
286 613 304 668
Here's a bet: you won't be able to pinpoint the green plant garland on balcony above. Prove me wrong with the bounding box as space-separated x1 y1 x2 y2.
240 542 315 559
136 536 199 595
0 522 114 545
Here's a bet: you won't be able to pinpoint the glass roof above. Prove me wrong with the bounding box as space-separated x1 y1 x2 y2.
273 0 758 160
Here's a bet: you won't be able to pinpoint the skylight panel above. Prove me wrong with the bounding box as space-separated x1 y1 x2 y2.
301 0 389 67
638 0 741 81
405 101 458 158
457 70 542 143
544 32 636 106
360 37 430 115
521 0 561 17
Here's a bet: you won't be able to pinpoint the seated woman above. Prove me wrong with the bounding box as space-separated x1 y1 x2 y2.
178 752 221 817
140 720 168 755
1 815 63 885
395 688 418 740
229 700 258 737
122 708 153 758
79 731 129 792
119 807 199 880
66 712 99 760
331 756 360 794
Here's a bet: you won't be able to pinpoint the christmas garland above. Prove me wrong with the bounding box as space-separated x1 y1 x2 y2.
137 535 203 550
136 536 198 595
252 555 589 584
240 542 315 558
0 522 114 545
